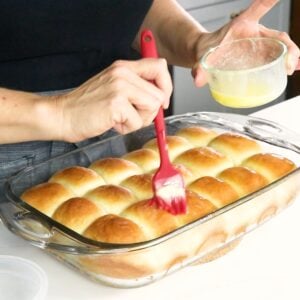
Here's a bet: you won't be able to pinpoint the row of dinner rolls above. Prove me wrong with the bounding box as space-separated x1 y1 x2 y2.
21 126 296 245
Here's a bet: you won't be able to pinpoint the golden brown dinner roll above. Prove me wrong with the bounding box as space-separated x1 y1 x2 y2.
242 153 296 183
176 190 217 226
53 197 103 234
173 164 195 186
218 166 268 197
143 135 193 161
188 176 239 208
121 174 153 201
176 126 218 147
174 146 233 179
122 148 160 172
208 132 261 165
89 157 142 184
21 182 74 216
84 214 146 243
49 166 105 196
122 199 179 240
85 184 138 214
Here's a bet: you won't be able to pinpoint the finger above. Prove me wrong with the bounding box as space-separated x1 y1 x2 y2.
125 84 162 125
260 25 300 74
109 79 161 125
113 59 173 107
192 63 208 87
241 0 278 22
113 65 170 109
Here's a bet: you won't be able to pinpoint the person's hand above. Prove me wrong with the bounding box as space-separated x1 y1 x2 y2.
53 58 172 142
192 0 300 87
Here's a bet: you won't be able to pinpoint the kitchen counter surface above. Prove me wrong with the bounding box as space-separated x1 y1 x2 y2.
1 96 300 300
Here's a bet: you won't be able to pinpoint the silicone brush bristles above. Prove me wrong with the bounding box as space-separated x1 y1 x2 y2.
150 172 187 215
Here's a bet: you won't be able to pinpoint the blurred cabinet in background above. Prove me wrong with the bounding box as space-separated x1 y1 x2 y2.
173 0 291 115
287 0 300 99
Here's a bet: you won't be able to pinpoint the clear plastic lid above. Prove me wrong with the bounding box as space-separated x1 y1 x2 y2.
0 255 48 300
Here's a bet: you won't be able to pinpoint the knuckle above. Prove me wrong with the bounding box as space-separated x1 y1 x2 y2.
112 60 126 68
110 77 126 90
158 58 168 69
109 64 128 79
133 118 143 131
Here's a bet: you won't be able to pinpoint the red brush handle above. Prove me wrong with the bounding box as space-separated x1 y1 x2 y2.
141 30 170 165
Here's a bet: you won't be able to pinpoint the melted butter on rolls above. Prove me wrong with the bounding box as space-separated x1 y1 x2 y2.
90 157 142 184
208 132 261 165
21 126 297 247
143 135 193 161
174 146 233 178
176 126 217 147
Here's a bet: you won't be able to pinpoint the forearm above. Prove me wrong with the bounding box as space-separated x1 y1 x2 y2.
133 0 218 67
0 88 62 144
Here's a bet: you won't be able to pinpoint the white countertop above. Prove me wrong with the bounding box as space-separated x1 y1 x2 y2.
1 96 300 300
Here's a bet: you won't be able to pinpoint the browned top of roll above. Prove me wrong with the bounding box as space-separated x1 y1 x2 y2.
49 166 105 196
242 153 296 183
122 148 160 172
84 214 146 244
53 197 103 234
143 135 192 161
218 166 268 197
121 174 153 201
85 184 137 214
21 182 74 216
174 146 233 178
122 199 179 240
208 132 261 165
176 126 218 147
89 157 142 184
188 176 239 208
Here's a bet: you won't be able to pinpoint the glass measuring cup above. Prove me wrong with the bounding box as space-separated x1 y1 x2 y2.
201 38 288 108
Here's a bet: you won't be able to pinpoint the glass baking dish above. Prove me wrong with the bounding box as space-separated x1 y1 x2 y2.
1 112 300 288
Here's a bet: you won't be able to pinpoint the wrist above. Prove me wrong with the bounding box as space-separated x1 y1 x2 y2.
34 94 65 141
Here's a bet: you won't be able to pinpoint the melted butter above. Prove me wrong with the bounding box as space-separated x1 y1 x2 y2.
210 83 281 108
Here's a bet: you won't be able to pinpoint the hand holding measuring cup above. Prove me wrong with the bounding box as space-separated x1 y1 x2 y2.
192 0 300 96
200 37 288 108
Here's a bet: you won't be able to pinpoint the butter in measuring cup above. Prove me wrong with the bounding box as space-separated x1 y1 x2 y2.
201 38 287 108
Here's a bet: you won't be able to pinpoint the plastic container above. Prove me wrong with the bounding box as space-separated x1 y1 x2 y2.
0 255 48 300
0 112 300 288
201 38 287 108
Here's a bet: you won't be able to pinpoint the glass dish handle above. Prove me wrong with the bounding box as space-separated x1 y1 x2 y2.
0 201 52 248
243 118 300 153
0 200 110 254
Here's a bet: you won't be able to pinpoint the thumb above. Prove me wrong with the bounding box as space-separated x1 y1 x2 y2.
192 63 208 87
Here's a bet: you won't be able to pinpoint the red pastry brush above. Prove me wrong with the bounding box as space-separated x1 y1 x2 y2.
140 29 186 215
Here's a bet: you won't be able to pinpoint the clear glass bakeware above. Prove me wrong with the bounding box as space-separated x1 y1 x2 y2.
1 112 300 288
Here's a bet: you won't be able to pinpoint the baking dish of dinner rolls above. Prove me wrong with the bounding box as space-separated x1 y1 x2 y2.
2 112 300 288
